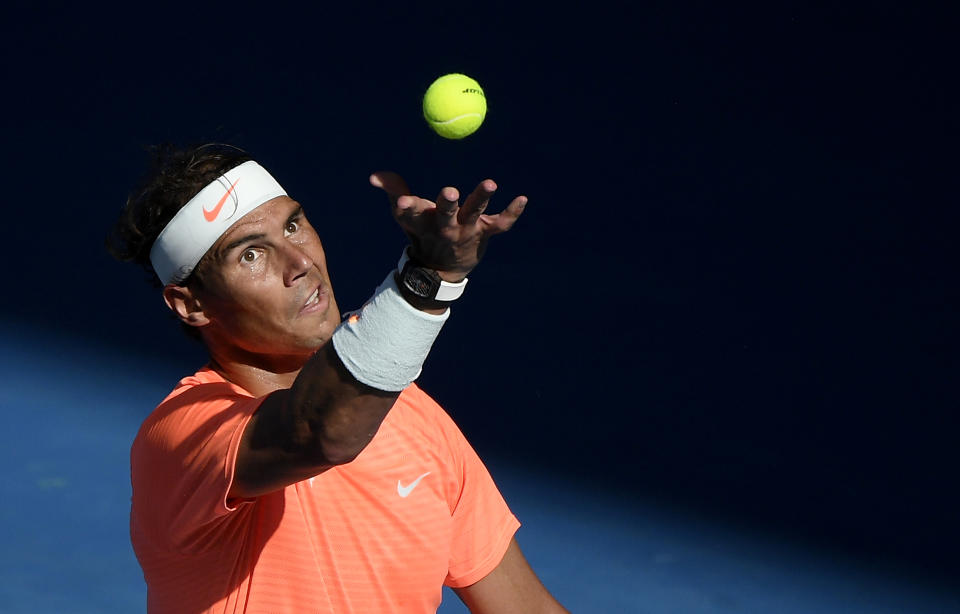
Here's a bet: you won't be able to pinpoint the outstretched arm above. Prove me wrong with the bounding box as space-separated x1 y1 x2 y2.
230 175 526 499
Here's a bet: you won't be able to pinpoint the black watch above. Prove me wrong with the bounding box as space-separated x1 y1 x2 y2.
397 248 468 304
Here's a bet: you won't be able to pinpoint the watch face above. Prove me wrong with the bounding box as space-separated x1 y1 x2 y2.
404 267 440 298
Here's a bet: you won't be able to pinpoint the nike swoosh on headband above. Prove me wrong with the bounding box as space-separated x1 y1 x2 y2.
203 178 241 222
149 161 287 285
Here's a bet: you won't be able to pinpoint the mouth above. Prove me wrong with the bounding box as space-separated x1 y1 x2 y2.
299 283 328 315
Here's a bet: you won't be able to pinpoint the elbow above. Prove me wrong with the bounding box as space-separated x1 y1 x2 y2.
288 384 396 467
284 418 367 468
318 444 363 467
314 431 375 467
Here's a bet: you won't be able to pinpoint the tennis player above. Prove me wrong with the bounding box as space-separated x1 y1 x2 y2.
108 143 568 613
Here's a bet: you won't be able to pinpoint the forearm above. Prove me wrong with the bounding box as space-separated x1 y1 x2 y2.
231 342 401 498
233 266 450 498
233 172 525 498
289 269 450 461
287 342 400 465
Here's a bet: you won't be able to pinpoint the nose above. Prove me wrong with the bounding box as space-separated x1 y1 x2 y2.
280 241 314 287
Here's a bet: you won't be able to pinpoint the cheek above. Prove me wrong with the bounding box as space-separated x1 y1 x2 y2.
299 227 328 262
246 288 291 320
209 284 285 329
301 240 325 263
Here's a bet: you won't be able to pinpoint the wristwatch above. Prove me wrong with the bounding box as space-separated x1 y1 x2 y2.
397 248 468 305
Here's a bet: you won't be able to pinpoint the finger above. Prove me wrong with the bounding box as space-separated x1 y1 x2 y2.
394 195 437 225
480 195 528 235
435 186 460 226
369 171 435 224
369 171 412 207
458 179 497 226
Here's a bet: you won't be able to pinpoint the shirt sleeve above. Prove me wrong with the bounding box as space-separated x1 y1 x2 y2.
436 406 521 588
130 381 263 555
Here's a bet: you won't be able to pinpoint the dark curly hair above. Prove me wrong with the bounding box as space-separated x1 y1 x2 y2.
107 142 253 340
107 142 253 282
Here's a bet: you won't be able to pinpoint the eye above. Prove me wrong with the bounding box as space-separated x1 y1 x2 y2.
284 221 299 236
240 248 261 264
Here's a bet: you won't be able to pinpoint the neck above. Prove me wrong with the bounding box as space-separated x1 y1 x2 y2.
207 348 311 397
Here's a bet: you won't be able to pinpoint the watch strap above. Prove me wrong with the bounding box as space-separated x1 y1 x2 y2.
397 248 468 301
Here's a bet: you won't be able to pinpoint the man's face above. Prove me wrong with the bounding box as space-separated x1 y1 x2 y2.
189 196 340 366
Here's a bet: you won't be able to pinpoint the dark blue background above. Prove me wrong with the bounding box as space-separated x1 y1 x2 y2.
3 0 956 588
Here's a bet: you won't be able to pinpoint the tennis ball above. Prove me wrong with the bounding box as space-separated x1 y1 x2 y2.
422 73 487 139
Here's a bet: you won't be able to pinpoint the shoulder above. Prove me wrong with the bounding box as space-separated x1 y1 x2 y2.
134 366 261 456
394 383 463 438
130 368 263 553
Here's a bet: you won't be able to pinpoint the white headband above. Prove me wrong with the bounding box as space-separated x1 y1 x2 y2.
149 161 287 285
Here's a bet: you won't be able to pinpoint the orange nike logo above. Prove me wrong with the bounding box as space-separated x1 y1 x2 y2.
203 178 241 222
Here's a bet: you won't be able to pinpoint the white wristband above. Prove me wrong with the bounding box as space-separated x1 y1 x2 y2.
331 271 450 391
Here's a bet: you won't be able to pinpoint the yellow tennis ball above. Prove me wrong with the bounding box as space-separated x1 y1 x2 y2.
422 73 487 139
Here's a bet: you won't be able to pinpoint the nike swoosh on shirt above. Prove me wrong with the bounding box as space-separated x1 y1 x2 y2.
203 178 241 222
397 472 431 498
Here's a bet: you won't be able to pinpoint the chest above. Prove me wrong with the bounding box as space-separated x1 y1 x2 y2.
275 411 458 596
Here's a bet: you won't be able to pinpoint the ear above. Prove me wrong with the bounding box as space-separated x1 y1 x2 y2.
162 284 211 328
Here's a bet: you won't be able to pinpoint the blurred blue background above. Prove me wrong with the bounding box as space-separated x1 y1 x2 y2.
1 2 957 612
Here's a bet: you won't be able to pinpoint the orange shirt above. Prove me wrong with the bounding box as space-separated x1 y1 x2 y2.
130 367 519 613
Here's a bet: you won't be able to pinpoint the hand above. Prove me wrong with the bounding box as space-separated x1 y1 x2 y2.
369 172 527 280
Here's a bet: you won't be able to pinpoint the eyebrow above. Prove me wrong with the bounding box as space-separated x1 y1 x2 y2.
218 204 304 257
287 204 304 224
221 232 265 256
